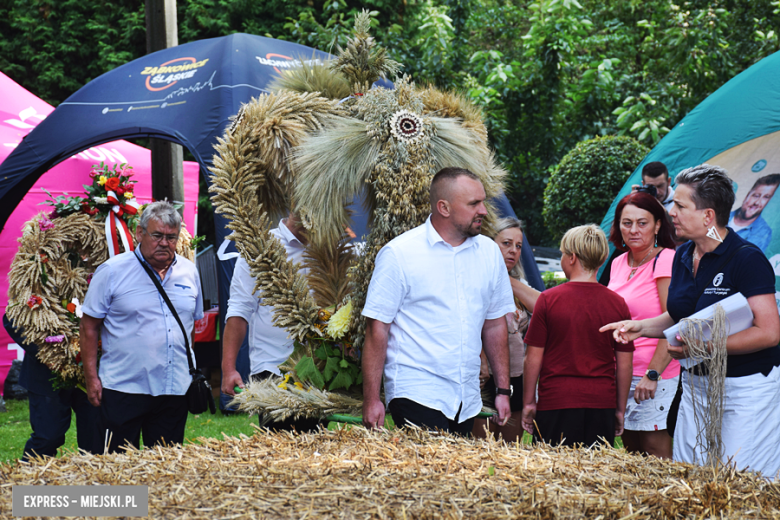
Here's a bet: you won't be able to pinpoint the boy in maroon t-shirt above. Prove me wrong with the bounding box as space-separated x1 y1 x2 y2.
522 224 634 447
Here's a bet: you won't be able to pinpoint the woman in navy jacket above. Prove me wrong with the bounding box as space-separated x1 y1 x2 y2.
602 163 780 480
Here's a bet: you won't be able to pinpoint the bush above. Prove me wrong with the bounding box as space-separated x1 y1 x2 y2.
542 271 567 290
543 136 649 241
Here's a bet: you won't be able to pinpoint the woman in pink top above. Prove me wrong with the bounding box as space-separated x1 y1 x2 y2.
607 190 678 458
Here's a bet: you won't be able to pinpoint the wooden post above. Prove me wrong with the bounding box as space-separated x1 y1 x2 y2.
145 0 184 209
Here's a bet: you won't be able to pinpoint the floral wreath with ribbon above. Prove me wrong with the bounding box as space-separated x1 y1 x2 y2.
82 162 141 255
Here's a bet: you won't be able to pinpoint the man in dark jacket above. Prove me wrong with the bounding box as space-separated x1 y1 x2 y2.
3 314 101 460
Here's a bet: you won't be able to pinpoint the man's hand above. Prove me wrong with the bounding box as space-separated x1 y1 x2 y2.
222 316 248 395
481 316 511 424
521 403 537 434
634 376 657 403
491 394 511 426
362 318 391 429
79 313 104 407
221 369 245 395
86 375 103 407
614 409 625 437
362 397 386 429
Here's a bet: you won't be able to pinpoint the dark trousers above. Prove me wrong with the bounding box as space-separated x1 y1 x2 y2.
533 408 615 448
23 388 102 461
100 389 188 453
251 372 321 432
388 398 475 436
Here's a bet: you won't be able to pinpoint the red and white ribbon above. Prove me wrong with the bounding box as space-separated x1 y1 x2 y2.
104 191 140 257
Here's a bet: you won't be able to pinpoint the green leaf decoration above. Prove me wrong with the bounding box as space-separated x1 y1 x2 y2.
349 362 360 380
295 356 325 389
40 264 49 286
314 344 329 361
323 356 340 381
328 368 353 391
339 358 350 369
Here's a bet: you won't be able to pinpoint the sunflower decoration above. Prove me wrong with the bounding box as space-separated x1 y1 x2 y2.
211 10 506 423
388 110 424 143
7 164 195 389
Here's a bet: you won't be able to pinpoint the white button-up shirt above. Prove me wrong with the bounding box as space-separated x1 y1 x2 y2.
225 220 307 376
362 216 515 422
82 249 204 396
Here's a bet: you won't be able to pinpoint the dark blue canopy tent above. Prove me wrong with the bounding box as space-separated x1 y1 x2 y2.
0 33 543 409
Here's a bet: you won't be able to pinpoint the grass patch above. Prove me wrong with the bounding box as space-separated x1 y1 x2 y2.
0 400 274 465
184 410 262 443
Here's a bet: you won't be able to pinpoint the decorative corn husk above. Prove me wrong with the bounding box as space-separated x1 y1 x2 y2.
230 377 363 425
209 10 508 417
208 91 344 342
267 57 352 101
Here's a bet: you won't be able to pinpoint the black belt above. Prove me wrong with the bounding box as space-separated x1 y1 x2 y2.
683 363 709 376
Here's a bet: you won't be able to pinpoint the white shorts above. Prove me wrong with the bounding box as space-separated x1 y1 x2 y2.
673 365 780 481
624 375 679 432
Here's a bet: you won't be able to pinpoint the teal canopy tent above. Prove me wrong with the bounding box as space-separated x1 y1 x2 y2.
600 50 780 297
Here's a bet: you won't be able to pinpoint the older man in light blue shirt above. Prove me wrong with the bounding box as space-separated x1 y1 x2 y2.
81 201 203 453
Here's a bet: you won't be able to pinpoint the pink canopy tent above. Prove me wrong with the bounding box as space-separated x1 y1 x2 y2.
0 71 200 394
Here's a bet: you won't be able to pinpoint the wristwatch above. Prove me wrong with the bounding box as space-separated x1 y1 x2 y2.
645 369 662 381
496 385 513 397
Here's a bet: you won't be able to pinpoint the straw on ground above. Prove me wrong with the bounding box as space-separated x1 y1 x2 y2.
1 426 778 519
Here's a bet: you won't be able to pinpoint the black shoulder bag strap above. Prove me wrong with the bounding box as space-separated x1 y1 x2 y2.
135 253 215 414
134 254 196 375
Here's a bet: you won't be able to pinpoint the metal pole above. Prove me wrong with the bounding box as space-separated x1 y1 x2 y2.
145 0 184 210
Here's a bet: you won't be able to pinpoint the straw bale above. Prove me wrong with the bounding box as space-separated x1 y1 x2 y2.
1 427 778 519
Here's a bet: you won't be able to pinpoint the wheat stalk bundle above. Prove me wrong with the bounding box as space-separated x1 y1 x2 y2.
229 377 363 425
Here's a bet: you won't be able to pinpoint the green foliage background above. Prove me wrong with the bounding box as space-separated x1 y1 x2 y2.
2 0 779 245
543 136 649 241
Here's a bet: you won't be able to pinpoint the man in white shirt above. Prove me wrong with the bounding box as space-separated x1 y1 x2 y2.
220 214 319 431
81 202 204 453
361 167 515 434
